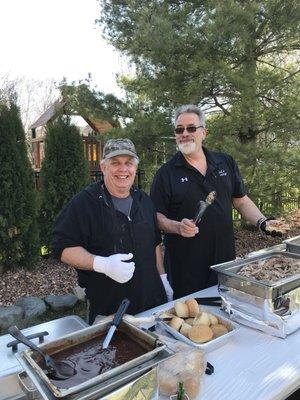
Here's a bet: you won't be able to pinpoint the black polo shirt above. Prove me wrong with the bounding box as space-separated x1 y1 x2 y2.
150 147 246 298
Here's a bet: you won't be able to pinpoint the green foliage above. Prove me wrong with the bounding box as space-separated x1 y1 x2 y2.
98 0 300 211
59 78 126 128
100 0 299 139
0 102 39 270
39 116 89 246
206 112 300 216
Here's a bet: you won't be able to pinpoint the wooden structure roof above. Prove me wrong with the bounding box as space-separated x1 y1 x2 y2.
30 98 113 133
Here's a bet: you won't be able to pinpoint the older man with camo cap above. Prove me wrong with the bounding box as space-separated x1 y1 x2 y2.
52 138 172 324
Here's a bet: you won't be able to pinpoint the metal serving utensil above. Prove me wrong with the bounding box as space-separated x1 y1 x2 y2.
102 298 130 349
8 325 75 380
194 191 217 225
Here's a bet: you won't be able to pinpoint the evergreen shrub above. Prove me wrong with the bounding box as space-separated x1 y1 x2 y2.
39 116 89 247
0 102 39 270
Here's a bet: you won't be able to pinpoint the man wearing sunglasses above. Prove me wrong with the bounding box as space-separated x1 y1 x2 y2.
150 104 282 299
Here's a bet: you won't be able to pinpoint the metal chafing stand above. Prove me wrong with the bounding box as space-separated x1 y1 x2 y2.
211 251 300 338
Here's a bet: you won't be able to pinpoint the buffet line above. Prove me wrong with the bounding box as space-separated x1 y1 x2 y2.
1 235 299 400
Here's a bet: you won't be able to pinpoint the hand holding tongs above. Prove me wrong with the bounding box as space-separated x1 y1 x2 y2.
194 191 217 225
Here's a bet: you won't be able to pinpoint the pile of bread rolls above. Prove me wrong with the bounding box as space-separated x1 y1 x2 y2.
167 298 229 344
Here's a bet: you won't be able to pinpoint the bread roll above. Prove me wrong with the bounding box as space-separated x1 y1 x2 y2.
185 318 195 326
207 313 219 326
174 301 189 318
169 316 184 331
179 322 192 337
188 325 213 343
185 298 199 317
159 310 175 319
211 324 228 338
193 311 211 326
159 374 178 396
184 376 201 399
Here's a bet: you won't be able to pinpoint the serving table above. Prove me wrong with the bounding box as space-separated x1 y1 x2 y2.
137 285 300 400
1 286 299 400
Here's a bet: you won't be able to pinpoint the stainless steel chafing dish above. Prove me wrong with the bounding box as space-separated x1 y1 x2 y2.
15 316 173 399
211 251 300 338
284 235 300 254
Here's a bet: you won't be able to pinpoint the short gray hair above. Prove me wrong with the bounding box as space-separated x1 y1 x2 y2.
174 104 206 127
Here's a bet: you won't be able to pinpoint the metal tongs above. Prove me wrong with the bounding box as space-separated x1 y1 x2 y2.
194 191 217 225
194 296 222 307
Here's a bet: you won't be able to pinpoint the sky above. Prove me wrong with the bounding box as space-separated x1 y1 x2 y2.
0 0 128 98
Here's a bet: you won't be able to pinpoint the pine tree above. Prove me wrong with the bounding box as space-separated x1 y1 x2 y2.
99 0 300 211
39 116 89 247
0 102 39 270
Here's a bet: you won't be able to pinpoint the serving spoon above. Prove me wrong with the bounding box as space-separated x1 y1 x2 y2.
8 325 75 380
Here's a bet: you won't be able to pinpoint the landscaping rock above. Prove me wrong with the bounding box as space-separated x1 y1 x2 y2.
0 305 24 329
45 294 78 311
15 296 47 319
72 285 86 301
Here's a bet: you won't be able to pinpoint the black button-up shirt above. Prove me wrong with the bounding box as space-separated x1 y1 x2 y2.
150 147 246 298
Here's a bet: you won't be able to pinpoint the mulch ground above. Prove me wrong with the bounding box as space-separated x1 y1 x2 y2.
0 227 299 307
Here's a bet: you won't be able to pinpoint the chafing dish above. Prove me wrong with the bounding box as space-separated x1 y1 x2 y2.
284 235 300 254
15 316 173 398
211 251 300 338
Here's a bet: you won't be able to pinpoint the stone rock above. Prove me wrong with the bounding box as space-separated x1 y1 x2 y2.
72 285 86 301
15 296 47 319
0 305 24 329
44 294 78 311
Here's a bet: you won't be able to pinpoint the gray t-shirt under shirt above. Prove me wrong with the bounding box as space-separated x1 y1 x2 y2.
111 194 133 218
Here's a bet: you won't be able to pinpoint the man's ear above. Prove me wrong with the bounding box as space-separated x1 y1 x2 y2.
100 161 105 173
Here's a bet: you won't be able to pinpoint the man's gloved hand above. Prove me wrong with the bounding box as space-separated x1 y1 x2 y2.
93 253 135 283
257 217 283 237
160 273 174 302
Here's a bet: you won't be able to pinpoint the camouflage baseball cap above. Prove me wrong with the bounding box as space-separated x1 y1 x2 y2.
102 138 139 161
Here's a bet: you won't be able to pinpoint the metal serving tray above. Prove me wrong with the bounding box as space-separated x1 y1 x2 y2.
158 306 240 353
284 236 300 254
16 350 169 400
211 251 300 300
17 317 169 398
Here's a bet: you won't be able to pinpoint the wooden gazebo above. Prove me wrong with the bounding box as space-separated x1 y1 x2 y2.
30 99 113 171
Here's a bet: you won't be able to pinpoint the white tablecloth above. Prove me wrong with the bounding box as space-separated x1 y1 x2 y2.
137 286 300 400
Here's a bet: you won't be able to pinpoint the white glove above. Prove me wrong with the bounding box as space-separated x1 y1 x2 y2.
93 253 135 283
160 273 174 302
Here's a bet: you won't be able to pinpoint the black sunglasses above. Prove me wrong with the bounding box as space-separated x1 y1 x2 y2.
174 125 204 134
